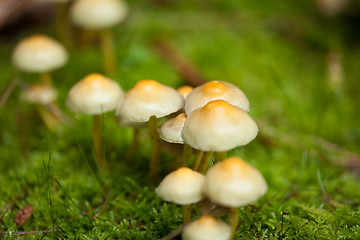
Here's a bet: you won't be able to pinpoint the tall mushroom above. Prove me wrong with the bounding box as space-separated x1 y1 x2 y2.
67 73 124 170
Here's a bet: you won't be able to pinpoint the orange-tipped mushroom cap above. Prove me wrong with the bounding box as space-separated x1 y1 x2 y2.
116 80 184 122
156 167 205 205
182 100 258 152
182 215 232 240
185 81 250 114
67 73 124 115
177 85 193 100
159 113 187 144
12 34 68 73
204 157 267 207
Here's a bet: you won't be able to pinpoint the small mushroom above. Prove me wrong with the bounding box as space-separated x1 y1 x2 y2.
177 85 193 100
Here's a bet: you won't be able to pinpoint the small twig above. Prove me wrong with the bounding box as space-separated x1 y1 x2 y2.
0 230 58 236
93 192 111 219
317 169 336 209
39 215 78 239
0 189 22 226
0 78 18 110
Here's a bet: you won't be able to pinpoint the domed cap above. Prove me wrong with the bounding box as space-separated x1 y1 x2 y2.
182 100 258 152
12 34 68 73
156 167 205 205
177 85 193 100
20 84 57 105
116 80 184 122
159 113 187 144
185 81 250 114
204 157 267 207
67 73 124 115
182 215 232 240
71 0 128 30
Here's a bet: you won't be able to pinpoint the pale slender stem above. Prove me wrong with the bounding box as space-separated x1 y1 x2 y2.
214 151 227 162
183 205 191 224
36 104 58 130
93 114 104 171
198 151 213 174
181 143 192 167
148 116 161 179
192 151 204 171
40 72 53 87
228 207 239 239
100 29 116 77
55 2 72 47
126 128 140 160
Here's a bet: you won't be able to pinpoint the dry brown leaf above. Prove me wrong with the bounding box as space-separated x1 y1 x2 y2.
14 205 33 226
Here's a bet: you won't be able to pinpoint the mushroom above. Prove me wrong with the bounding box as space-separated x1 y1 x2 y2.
204 157 267 238
67 73 124 170
116 79 184 179
182 215 232 240
177 85 193 100
156 167 205 223
182 100 258 173
70 0 128 76
12 34 68 87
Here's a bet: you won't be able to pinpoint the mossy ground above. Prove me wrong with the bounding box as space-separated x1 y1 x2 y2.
1 0 360 239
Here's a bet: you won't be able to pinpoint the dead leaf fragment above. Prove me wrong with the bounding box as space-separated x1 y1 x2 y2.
14 205 33 226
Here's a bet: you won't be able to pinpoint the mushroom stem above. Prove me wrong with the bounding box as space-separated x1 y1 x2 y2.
93 114 104 171
183 204 191 224
214 151 227 162
36 104 59 130
148 115 161 179
228 207 239 239
126 128 140 161
198 151 213 174
192 150 204 171
55 2 72 47
40 72 53 87
181 143 192 167
100 28 116 77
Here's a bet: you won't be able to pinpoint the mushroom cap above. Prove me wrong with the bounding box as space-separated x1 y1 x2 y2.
159 113 187 144
182 100 258 152
177 85 193 100
156 167 205 205
182 215 232 240
185 81 250 115
116 80 184 122
67 73 124 115
12 34 68 73
204 157 267 208
20 84 57 105
70 0 128 30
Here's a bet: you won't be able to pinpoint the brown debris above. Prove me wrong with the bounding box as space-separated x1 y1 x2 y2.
14 205 33 227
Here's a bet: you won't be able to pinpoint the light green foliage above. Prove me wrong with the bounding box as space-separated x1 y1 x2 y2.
0 0 359 239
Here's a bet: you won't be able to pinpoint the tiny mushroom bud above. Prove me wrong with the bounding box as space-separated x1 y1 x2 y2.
177 85 193 100
156 167 205 205
182 215 232 240
185 81 250 115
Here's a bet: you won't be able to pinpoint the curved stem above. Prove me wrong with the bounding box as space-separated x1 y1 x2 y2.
198 151 213 174
181 143 192 167
192 151 204 171
40 72 53 87
183 205 191 224
93 114 104 171
214 151 227 162
36 104 58 130
100 29 116 77
148 116 160 180
228 207 239 239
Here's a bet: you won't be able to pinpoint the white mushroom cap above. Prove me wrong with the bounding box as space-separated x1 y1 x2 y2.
116 80 184 122
182 100 258 152
204 157 267 208
177 85 193 100
156 167 205 205
20 84 57 105
33 0 70 2
67 73 124 115
182 215 232 240
185 81 250 115
12 34 68 73
159 113 186 144
70 0 128 30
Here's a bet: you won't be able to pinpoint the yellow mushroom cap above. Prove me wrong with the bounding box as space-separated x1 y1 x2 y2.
116 80 184 122
204 157 267 207
67 73 124 115
159 113 187 144
156 167 205 205
177 85 193 100
185 81 250 115
182 215 232 240
12 34 68 73
20 84 57 105
182 100 258 151
71 0 128 30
